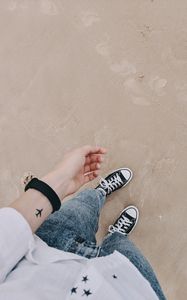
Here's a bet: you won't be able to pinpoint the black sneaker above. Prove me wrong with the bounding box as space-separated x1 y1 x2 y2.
108 206 139 235
95 168 133 196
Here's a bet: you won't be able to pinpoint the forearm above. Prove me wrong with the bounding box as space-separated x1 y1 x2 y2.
8 146 106 234
10 189 53 233
9 173 68 233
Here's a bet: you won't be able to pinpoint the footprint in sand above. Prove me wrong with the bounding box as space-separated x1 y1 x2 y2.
123 77 150 106
80 11 100 27
40 0 59 15
110 60 136 77
149 76 167 96
96 40 110 58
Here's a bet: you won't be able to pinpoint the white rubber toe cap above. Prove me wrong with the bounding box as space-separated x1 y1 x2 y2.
125 206 138 219
121 168 133 181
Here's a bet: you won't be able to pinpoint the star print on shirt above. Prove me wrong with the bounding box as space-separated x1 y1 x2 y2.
82 289 92 296
71 287 78 294
112 274 118 279
82 275 89 283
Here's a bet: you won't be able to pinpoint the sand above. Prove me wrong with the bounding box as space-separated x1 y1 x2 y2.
0 1 186 299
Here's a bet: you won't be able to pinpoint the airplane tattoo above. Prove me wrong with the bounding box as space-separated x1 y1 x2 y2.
35 208 43 218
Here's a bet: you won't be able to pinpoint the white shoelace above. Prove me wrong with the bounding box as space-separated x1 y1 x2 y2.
108 215 133 234
99 173 123 194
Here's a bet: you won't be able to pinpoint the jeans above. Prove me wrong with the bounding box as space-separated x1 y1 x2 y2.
36 188 166 300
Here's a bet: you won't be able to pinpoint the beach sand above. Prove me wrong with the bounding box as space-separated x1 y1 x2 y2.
0 1 186 299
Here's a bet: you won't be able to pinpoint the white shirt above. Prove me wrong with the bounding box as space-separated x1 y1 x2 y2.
0 208 158 300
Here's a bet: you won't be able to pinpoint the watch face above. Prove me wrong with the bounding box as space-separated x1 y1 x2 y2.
21 171 36 186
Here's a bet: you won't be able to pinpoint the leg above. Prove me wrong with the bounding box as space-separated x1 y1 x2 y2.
99 232 166 300
36 188 106 250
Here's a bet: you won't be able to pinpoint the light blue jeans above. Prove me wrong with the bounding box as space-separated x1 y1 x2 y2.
36 188 166 300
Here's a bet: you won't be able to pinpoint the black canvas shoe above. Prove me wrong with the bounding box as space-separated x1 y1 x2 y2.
108 206 139 235
95 168 133 196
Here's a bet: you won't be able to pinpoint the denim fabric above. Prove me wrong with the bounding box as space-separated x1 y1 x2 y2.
36 188 166 300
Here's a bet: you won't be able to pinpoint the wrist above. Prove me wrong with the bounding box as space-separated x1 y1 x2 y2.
41 170 69 201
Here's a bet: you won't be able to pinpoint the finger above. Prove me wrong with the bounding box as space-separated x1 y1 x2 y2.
84 170 99 183
85 154 104 165
83 145 107 156
84 162 101 173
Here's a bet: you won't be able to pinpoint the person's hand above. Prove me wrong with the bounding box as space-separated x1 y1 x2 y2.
41 145 107 201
